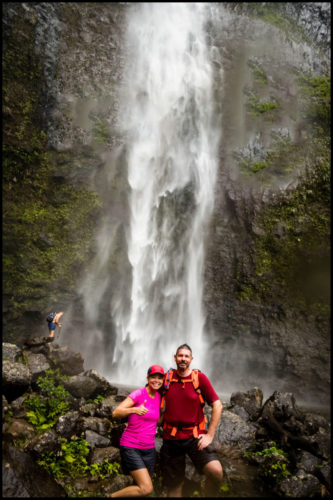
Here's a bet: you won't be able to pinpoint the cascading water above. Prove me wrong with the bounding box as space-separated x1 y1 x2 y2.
76 3 221 385
109 3 220 383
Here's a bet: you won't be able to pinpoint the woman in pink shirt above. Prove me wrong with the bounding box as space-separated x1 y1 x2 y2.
109 365 164 497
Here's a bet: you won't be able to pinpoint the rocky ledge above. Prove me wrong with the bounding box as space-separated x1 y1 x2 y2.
2 340 331 497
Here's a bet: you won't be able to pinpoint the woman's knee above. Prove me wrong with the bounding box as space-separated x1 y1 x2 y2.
138 481 153 496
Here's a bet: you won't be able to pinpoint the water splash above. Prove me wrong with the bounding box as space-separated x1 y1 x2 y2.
109 3 221 382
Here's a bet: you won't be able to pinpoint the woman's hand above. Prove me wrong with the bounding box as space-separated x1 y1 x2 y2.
133 400 148 415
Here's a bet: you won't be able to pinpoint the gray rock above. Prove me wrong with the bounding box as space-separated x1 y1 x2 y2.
230 387 263 420
3 343 22 362
296 450 321 474
277 472 323 497
28 429 59 455
106 474 134 495
55 410 80 438
4 419 36 442
2 360 32 402
48 345 84 375
215 410 257 451
83 369 118 396
63 375 99 399
229 404 250 421
78 416 111 436
90 445 121 464
261 391 300 421
95 395 118 418
24 351 50 382
3 443 65 497
85 429 111 448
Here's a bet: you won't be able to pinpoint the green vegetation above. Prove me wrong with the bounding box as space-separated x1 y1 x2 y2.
296 74 331 136
245 90 278 119
245 3 311 45
24 369 71 433
91 116 110 144
38 436 120 479
248 59 268 86
244 442 288 459
2 7 103 343
244 443 291 483
235 70 330 321
236 137 330 314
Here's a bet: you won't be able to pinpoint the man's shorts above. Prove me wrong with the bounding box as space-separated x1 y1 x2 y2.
48 322 56 331
120 446 156 475
160 437 219 488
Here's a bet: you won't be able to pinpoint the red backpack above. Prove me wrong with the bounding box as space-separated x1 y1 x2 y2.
160 368 207 438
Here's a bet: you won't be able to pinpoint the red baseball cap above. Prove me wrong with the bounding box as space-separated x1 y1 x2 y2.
147 365 164 376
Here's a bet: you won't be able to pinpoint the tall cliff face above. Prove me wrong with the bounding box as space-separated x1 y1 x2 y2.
3 3 330 404
202 3 330 403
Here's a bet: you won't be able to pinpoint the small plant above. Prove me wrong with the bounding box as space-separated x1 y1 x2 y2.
38 435 121 483
220 483 230 493
24 369 71 432
87 394 106 404
38 437 90 479
244 442 291 483
244 443 288 459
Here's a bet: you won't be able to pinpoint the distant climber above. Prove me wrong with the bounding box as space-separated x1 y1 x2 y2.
46 311 64 342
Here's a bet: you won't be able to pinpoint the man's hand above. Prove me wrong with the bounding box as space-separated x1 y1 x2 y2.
197 433 213 450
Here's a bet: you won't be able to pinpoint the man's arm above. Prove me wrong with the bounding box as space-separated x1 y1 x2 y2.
197 399 223 450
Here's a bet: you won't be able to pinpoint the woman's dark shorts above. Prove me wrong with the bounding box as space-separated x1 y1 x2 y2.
120 446 156 475
160 438 219 488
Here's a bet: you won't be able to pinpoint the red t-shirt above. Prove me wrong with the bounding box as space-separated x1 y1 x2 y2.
162 370 219 440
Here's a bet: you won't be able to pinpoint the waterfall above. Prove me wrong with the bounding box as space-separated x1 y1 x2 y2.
108 3 220 383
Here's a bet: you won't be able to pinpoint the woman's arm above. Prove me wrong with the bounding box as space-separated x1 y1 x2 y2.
112 397 148 419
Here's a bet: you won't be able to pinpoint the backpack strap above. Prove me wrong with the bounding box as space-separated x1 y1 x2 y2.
191 369 205 408
160 368 177 409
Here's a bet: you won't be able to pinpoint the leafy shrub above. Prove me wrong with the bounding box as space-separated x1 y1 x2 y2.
38 437 90 479
38 436 120 480
24 369 71 432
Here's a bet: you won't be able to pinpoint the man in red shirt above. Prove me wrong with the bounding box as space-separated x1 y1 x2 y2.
160 344 223 497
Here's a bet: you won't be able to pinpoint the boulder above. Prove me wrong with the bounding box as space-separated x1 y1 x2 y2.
3 444 66 497
83 369 118 396
85 429 111 448
2 360 32 402
28 429 59 455
48 345 84 375
277 471 323 497
4 419 36 443
3 343 22 362
90 446 121 464
54 410 80 438
22 336 50 355
9 395 28 416
261 391 300 421
24 351 50 382
230 387 263 420
78 416 111 436
295 450 321 474
95 395 119 419
215 410 257 451
106 475 134 495
63 375 99 399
